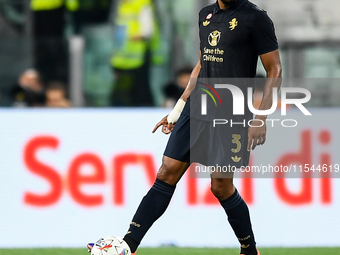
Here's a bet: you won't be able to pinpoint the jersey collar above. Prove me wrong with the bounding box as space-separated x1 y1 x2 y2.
213 0 246 15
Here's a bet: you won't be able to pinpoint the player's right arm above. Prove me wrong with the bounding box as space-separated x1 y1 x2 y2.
153 52 202 134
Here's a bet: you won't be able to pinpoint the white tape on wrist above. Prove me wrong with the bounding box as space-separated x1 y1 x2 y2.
167 99 186 124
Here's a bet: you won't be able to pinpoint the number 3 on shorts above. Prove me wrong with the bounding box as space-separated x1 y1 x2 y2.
231 134 241 153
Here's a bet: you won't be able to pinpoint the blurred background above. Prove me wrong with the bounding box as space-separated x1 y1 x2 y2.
1 0 340 249
1 0 340 108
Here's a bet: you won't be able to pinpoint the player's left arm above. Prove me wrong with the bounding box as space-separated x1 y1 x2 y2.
153 51 202 134
247 49 282 151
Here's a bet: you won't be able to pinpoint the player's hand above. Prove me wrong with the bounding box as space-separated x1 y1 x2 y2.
247 118 267 151
152 115 175 134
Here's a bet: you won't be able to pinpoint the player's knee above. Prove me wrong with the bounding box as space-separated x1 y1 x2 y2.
156 163 179 186
210 179 234 201
210 185 225 201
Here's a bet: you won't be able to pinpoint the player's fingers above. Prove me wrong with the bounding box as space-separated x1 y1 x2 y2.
152 121 163 133
252 137 259 150
257 136 263 145
162 124 167 133
168 123 174 132
261 134 266 145
162 124 171 134
163 130 171 134
152 125 160 133
247 136 253 151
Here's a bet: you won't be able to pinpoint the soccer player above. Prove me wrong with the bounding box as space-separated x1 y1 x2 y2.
89 0 282 254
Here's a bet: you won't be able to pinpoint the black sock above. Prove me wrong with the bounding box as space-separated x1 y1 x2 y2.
123 178 176 253
220 189 257 255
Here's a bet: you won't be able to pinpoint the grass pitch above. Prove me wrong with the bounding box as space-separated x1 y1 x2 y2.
1 247 340 255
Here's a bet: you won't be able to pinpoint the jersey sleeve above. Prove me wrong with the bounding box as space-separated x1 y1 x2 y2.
251 11 279 55
198 8 206 27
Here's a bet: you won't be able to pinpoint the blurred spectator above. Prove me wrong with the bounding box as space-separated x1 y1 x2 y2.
110 0 163 107
45 81 71 107
0 1 25 36
11 69 45 107
162 67 192 108
66 0 113 34
31 0 68 84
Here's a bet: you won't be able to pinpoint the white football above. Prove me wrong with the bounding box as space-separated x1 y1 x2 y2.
91 236 131 255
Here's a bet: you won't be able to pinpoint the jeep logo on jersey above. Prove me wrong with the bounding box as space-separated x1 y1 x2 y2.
208 30 221 47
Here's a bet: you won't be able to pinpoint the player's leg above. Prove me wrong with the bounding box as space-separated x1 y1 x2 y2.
210 177 257 255
123 156 189 253
87 115 190 254
122 114 191 253
87 156 189 254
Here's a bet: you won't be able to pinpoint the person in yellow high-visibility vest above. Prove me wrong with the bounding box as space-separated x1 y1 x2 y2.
31 0 64 11
110 0 163 106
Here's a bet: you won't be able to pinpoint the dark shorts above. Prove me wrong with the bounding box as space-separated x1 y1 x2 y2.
164 114 250 168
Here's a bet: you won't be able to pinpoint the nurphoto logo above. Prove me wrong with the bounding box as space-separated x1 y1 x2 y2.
200 83 312 128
